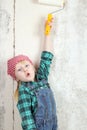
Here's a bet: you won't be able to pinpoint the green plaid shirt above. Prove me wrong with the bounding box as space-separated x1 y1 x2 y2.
17 51 54 130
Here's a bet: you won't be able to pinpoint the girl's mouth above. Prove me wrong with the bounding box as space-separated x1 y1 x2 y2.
26 73 30 77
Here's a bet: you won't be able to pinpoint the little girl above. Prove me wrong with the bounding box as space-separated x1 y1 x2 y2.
7 19 57 130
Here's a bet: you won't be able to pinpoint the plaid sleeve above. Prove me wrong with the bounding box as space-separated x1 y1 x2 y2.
17 86 37 130
36 51 54 81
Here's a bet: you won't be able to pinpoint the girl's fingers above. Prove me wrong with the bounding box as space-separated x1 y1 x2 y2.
45 18 54 27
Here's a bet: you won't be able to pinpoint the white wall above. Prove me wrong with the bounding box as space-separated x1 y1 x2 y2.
0 0 87 130
0 0 14 130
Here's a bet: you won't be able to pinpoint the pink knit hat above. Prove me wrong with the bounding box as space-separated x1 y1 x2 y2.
7 55 33 80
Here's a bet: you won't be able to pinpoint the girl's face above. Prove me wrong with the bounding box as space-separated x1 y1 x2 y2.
15 60 35 82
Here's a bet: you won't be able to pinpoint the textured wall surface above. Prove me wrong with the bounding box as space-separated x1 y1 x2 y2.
0 0 87 130
49 1 87 130
0 0 14 130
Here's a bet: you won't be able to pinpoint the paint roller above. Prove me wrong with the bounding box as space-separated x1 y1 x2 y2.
38 0 66 35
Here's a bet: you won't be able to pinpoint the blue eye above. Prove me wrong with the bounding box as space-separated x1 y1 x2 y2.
17 68 22 71
25 64 29 67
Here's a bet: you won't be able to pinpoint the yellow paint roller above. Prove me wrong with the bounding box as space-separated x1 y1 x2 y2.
45 5 65 35
45 3 65 35
38 0 66 35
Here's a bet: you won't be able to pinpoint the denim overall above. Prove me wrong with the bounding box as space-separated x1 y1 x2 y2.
17 51 58 130
29 80 57 130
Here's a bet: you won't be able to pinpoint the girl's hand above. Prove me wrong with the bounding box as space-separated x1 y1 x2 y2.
45 14 54 36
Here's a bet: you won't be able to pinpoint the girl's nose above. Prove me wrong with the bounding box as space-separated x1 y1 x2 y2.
23 68 27 72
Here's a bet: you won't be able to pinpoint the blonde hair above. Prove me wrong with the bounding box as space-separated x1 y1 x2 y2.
14 81 21 101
